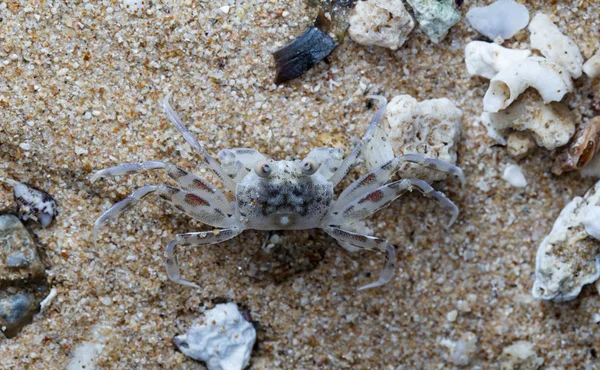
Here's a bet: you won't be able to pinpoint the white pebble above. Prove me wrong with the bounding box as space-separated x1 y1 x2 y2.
219 5 230 14
447 310 458 322
466 0 529 41
502 164 527 188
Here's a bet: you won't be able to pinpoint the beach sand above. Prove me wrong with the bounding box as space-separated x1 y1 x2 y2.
1 0 599 368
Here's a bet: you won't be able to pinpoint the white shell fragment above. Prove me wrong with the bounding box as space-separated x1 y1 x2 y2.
529 13 584 79
502 164 527 188
533 180 600 302
1 178 58 227
174 303 256 370
464 41 531 79
583 206 600 240
348 0 415 50
466 0 530 41
364 95 462 182
583 50 600 79
483 57 573 113
486 90 576 150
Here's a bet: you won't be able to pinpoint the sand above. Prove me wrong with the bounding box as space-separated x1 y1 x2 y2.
1 0 599 368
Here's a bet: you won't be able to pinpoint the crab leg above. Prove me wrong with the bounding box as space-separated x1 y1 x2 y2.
327 179 459 228
335 155 464 210
165 227 243 287
93 185 237 245
163 95 238 192
91 161 231 213
323 226 396 291
328 95 388 187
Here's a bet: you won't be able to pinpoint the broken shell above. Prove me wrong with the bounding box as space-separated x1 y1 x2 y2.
552 117 600 175
0 179 58 228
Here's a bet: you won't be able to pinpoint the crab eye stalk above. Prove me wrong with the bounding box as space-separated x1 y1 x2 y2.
301 158 319 176
255 161 272 178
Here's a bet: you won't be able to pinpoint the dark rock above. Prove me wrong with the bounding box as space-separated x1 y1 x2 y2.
0 292 39 338
273 27 338 84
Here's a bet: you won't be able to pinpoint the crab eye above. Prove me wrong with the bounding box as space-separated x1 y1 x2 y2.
301 158 319 175
255 161 272 178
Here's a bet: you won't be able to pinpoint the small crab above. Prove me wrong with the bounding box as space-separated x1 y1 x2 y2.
93 95 464 290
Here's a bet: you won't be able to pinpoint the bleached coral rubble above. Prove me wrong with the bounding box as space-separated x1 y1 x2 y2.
485 90 575 150
529 12 583 79
465 11 584 158
483 57 573 113
348 0 414 50
174 303 256 370
465 41 531 79
364 95 462 182
532 180 600 302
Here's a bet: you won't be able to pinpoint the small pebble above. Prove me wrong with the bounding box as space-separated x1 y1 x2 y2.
502 164 527 188
466 0 530 41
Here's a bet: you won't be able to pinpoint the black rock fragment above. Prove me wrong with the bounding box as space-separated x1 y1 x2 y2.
273 26 338 84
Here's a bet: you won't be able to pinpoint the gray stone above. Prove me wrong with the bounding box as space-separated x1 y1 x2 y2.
0 214 49 338
406 0 461 43
0 214 44 282
0 291 40 338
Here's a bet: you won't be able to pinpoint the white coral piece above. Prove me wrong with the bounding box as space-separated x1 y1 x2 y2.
529 12 584 79
348 0 414 50
486 90 575 150
483 57 573 113
464 41 531 79
533 180 600 302
364 95 462 182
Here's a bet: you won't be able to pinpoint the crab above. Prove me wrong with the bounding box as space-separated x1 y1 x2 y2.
92 95 464 290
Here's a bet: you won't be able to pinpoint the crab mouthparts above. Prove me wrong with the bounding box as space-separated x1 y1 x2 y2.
271 212 297 229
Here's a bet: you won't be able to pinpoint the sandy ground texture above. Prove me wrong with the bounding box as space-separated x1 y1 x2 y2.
1 0 600 368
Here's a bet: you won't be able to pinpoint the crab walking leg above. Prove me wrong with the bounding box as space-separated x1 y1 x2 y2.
165 228 243 287
91 161 231 213
335 155 465 211
323 226 396 291
328 179 459 228
93 185 237 245
329 95 388 187
163 95 238 192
